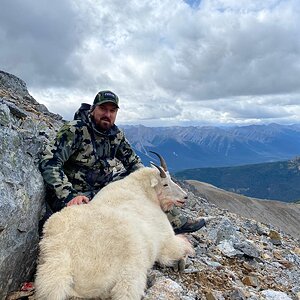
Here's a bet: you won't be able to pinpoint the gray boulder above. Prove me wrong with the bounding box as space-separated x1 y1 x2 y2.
0 70 63 298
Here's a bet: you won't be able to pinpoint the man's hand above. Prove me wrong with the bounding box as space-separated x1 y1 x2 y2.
67 195 90 206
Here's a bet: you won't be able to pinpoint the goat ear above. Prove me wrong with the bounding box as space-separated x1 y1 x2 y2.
150 176 159 187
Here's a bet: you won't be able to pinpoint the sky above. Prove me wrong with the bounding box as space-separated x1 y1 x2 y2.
1 0 300 127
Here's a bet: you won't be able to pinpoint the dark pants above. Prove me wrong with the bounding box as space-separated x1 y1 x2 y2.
38 202 54 236
38 187 66 235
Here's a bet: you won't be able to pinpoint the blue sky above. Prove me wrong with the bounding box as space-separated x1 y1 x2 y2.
184 0 202 8
1 0 300 126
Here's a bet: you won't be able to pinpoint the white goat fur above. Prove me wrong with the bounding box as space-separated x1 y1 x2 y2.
35 167 194 300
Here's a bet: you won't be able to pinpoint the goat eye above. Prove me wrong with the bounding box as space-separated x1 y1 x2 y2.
163 184 168 187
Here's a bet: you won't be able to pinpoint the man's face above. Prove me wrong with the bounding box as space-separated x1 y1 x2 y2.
91 103 118 130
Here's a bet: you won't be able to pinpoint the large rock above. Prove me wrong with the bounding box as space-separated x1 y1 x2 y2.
0 70 63 298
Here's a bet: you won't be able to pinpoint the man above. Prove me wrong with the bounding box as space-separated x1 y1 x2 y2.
39 90 206 234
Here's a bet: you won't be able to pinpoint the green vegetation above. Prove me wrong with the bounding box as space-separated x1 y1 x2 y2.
175 157 300 203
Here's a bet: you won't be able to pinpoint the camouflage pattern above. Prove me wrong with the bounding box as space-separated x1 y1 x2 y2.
166 206 188 229
39 113 142 210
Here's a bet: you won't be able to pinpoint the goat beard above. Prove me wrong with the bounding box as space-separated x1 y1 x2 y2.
160 199 175 212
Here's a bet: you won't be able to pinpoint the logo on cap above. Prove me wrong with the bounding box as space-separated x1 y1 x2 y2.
104 92 116 99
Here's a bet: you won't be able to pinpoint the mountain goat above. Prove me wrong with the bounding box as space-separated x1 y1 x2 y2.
35 152 194 300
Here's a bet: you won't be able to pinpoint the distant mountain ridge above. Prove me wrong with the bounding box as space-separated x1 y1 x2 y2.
122 124 300 171
175 157 300 203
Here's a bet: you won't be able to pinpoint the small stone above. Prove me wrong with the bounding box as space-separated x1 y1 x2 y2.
228 288 247 300
269 230 282 245
233 240 260 258
205 290 225 300
261 253 272 260
260 289 292 300
293 247 300 255
257 224 269 235
206 291 217 300
273 249 283 260
278 260 293 269
204 258 222 267
217 240 243 258
144 277 183 300
242 261 255 271
242 276 259 287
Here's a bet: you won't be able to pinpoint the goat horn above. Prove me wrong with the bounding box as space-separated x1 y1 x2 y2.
150 162 167 178
149 151 168 171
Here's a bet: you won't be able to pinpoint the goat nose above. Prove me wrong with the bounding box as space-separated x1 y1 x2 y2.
184 196 188 199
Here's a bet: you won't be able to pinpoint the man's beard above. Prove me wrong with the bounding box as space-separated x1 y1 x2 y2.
91 116 112 132
99 118 111 130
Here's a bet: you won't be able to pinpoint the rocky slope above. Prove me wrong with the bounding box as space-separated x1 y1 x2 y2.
1 70 299 300
187 180 300 239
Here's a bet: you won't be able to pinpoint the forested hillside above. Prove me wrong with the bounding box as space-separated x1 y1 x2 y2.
175 157 300 203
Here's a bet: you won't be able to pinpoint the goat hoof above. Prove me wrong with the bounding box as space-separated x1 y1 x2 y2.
173 258 186 272
178 258 186 272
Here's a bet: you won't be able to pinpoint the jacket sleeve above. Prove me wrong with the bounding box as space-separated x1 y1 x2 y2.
39 122 82 205
116 133 144 173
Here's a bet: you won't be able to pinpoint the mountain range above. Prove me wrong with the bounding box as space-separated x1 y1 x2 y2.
122 124 300 172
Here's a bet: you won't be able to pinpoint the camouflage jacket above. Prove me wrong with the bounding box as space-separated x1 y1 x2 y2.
39 107 143 206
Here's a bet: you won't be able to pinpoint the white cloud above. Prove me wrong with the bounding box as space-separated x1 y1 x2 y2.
1 0 300 126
